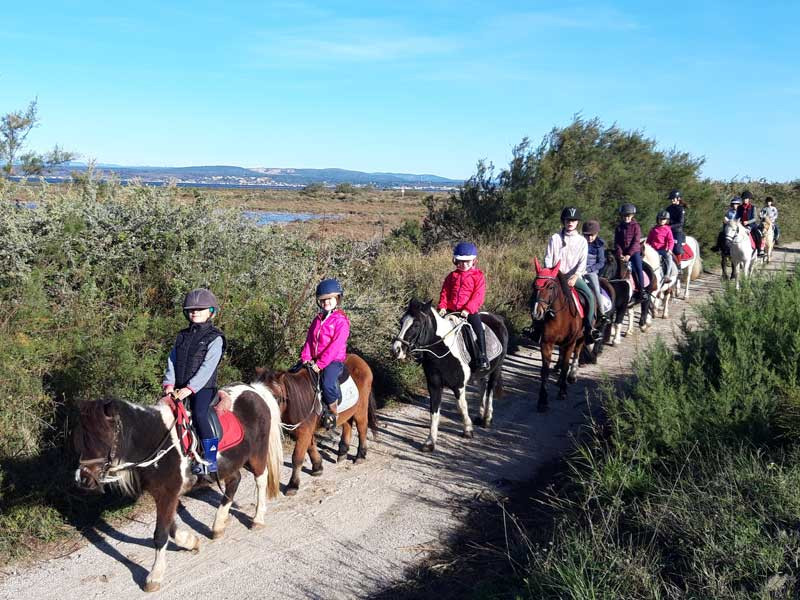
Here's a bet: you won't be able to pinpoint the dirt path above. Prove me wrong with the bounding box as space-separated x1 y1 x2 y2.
1 245 797 599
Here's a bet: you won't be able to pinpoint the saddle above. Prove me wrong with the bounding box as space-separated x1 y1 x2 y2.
674 243 694 261
161 392 244 457
307 363 360 414
446 315 503 368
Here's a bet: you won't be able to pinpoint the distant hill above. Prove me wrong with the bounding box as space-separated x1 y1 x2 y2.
38 163 463 189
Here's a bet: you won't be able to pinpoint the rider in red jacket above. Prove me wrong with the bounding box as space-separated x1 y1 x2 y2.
438 241 489 370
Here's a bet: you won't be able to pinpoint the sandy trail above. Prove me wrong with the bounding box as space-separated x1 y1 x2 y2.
1 245 796 599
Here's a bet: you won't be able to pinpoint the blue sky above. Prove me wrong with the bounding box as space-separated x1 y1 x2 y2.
1 1 797 181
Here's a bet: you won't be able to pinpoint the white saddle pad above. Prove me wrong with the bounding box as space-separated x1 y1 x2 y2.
445 315 503 367
337 377 359 412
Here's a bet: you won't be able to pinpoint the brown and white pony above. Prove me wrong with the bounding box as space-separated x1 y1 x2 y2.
74 385 282 592
254 353 378 496
761 215 775 264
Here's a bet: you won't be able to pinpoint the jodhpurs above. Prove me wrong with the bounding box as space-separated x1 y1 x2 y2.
190 387 217 439
320 361 344 407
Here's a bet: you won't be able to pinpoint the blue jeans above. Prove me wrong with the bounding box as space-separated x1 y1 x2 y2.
628 252 644 291
320 361 344 407
190 387 217 439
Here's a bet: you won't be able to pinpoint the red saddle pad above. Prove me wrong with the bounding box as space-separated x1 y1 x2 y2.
215 406 244 452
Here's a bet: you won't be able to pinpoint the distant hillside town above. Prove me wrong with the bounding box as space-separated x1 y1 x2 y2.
20 163 463 191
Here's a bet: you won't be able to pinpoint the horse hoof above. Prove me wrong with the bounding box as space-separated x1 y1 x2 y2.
251 521 265 531
337 453 349 463
354 456 366 465
285 486 298 497
212 529 224 540
420 442 435 453
482 418 492 429
462 430 474 439
144 581 161 593
310 467 323 477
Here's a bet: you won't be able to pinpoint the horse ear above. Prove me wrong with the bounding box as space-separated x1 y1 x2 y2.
102 400 116 420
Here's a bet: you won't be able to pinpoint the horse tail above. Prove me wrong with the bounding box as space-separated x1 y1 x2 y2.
367 391 379 440
263 391 284 500
691 255 703 280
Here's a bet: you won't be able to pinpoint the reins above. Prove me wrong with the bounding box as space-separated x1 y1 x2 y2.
398 313 470 359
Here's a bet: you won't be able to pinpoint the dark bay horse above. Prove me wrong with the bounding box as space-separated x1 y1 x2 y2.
391 299 508 452
74 386 283 592
530 259 585 412
253 353 378 496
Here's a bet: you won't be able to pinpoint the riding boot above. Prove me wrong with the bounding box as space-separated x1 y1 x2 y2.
192 438 219 475
321 403 338 430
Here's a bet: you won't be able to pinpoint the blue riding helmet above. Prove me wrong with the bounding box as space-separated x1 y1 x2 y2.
316 278 344 300
730 196 742 206
453 241 478 261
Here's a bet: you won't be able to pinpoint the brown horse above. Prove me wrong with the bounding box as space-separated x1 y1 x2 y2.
74 386 283 592
254 353 378 496
530 258 585 412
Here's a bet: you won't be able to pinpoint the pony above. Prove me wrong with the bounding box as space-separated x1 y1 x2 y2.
253 353 377 496
673 236 702 300
391 299 508 452
529 259 586 412
74 385 283 592
761 215 775 264
608 256 656 345
643 242 680 319
581 275 617 364
724 219 757 289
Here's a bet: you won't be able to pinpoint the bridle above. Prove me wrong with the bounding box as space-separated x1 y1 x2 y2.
78 409 178 486
393 311 468 359
531 275 563 319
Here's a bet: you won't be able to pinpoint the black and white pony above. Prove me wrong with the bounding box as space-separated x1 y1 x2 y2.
391 299 508 452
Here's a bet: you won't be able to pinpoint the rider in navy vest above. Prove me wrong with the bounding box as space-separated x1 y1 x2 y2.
163 288 226 476
664 189 687 256
582 219 607 324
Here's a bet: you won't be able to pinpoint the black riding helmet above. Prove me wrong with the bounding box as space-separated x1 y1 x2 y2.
657 209 670 223
667 189 681 200
183 288 220 320
560 206 581 222
619 203 637 216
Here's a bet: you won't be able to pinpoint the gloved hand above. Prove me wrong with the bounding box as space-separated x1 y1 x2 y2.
438 308 447 317
460 310 469 318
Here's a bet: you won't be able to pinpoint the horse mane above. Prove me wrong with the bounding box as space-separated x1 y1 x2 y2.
253 368 316 424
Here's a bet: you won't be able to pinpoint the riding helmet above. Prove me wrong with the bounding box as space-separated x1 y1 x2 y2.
657 209 671 223
453 241 478 261
741 189 753 201
582 220 600 235
315 278 344 300
619 203 637 215
560 206 581 222
183 288 220 317
667 189 681 200
730 196 742 205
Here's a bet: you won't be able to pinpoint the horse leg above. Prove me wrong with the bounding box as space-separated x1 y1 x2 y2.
422 374 443 452
482 372 498 428
286 430 311 496
453 385 474 439
353 415 368 465
337 419 353 463
212 470 242 539
538 343 552 412
307 435 324 476
144 492 181 593
557 345 570 401
566 342 580 385
662 290 670 319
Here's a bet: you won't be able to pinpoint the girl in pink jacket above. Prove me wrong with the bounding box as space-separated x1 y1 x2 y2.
300 278 350 428
437 241 489 370
646 211 676 281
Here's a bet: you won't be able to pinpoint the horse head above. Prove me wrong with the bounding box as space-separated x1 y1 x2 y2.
392 298 436 360
75 399 120 493
530 258 561 321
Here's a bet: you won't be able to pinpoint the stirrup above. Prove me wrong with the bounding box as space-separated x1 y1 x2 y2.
321 406 338 430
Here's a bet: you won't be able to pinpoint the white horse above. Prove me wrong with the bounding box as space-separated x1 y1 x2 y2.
724 219 757 289
643 243 679 319
761 215 775 264
673 235 702 300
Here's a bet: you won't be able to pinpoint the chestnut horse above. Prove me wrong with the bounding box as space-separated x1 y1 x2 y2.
253 353 378 496
74 386 283 592
530 258 585 412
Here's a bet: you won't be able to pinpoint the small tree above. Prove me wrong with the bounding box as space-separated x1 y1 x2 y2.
1 99 76 176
